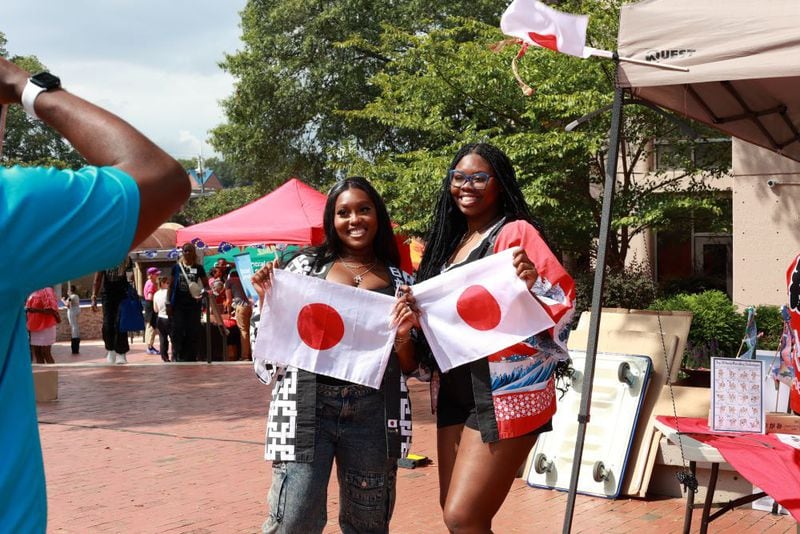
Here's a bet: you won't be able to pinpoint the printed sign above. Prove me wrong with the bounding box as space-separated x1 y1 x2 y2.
711 357 765 433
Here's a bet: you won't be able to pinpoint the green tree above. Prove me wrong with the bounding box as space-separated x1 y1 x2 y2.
213 1 730 271
0 33 84 168
210 0 503 190
171 185 262 227
341 1 730 269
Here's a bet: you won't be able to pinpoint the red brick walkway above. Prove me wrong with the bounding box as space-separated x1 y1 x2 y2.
37 341 796 533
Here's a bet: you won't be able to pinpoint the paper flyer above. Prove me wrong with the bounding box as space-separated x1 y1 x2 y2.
710 357 765 433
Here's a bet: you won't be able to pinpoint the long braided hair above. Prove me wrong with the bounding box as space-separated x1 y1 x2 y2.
291 177 400 271
416 143 546 282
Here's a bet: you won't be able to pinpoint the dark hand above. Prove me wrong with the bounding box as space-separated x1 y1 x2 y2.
0 58 28 105
391 285 420 335
251 259 279 302
512 247 539 290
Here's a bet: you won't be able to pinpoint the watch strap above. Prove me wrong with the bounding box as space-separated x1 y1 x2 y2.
21 78 47 120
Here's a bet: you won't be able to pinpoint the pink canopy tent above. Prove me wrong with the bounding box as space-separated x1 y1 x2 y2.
176 178 327 247
176 178 414 272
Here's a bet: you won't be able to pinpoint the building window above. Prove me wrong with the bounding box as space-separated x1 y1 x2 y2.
654 138 732 171
655 194 732 296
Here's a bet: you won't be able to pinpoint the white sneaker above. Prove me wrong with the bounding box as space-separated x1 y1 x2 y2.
115 353 128 364
106 351 116 363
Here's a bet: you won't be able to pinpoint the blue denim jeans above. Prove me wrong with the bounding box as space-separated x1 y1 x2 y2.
263 383 397 534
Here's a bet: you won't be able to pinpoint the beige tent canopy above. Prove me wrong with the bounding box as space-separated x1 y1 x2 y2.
617 0 800 162
565 2 800 529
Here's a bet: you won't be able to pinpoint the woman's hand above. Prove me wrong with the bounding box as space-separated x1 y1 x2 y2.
251 259 279 303
391 285 420 373
391 285 420 337
512 247 539 291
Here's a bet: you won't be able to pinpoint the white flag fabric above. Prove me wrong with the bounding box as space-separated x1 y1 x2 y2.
412 248 555 372
253 268 397 388
501 0 591 58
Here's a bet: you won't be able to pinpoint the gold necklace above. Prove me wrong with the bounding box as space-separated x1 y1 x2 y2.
458 217 502 248
338 257 378 287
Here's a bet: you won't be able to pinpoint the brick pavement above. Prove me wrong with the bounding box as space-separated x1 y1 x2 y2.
36 340 796 533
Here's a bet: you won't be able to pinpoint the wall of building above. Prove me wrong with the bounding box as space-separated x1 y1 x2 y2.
57 305 104 341
732 139 800 307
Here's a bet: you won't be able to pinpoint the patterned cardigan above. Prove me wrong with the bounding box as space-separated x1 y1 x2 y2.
254 253 416 462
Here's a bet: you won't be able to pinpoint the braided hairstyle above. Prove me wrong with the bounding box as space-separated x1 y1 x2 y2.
416 142 546 282
293 177 400 271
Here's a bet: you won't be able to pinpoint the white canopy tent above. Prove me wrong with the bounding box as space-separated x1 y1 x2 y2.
617 0 800 163
564 1 800 531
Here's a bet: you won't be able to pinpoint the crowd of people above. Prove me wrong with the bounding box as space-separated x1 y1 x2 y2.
4 52 577 534
26 252 253 365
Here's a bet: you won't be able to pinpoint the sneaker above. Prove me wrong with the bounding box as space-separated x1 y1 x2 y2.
106 351 116 363
146 347 159 355
115 353 128 364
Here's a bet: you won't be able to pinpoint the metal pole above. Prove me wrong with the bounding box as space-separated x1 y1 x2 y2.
198 150 205 195
562 81 625 533
205 293 212 363
0 105 8 160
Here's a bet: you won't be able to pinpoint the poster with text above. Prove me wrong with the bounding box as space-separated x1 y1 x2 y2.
711 357 765 433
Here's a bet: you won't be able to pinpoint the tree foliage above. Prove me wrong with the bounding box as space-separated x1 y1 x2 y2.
210 0 503 190
171 185 262 227
213 1 732 271
0 33 84 168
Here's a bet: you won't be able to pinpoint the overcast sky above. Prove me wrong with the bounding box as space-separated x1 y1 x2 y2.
3 0 247 160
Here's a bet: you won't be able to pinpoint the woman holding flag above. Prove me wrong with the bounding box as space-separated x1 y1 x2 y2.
251 177 419 534
415 142 575 533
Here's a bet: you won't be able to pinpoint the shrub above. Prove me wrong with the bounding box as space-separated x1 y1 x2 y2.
649 290 745 368
572 260 659 327
755 305 783 351
661 275 727 297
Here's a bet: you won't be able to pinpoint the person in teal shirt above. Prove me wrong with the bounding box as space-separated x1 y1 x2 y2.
0 57 190 532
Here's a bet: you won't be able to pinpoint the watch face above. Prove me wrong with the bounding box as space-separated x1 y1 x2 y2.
30 71 61 90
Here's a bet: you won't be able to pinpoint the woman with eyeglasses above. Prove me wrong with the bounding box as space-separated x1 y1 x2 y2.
414 142 575 533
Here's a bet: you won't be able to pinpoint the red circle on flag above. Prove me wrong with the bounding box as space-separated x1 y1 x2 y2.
297 303 345 350
456 285 501 331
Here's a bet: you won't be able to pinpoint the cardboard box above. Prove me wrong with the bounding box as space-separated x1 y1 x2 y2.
765 412 800 435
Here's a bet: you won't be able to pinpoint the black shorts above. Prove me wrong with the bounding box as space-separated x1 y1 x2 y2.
436 364 553 436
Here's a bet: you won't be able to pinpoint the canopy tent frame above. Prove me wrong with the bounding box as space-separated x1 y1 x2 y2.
683 82 800 152
561 78 624 533
561 1 800 530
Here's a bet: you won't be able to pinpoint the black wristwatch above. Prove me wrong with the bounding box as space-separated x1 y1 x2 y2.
30 71 61 90
21 71 61 120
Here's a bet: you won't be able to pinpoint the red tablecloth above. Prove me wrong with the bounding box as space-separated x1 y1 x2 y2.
656 416 800 522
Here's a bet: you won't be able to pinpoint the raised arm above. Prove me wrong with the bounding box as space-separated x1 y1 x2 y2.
0 58 190 247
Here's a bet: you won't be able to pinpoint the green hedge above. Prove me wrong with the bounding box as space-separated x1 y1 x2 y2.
648 291 784 368
572 260 658 326
755 305 783 351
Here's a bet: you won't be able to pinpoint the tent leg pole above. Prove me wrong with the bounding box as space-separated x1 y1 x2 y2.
562 83 624 533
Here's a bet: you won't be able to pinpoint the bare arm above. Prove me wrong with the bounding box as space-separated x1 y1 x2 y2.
90 272 103 312
0 58 190 247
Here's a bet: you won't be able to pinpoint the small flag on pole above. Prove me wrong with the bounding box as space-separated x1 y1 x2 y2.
501 0 592 58
737 306 758 359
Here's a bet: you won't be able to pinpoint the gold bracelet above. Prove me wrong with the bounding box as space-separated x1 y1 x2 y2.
394 335 411 346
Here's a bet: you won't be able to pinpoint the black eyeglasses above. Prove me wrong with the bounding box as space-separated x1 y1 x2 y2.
448 170 493 190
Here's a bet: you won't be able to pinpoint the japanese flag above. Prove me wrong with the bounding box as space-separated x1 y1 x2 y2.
253 269 396 388
413 248 555 372
500 0 592 58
